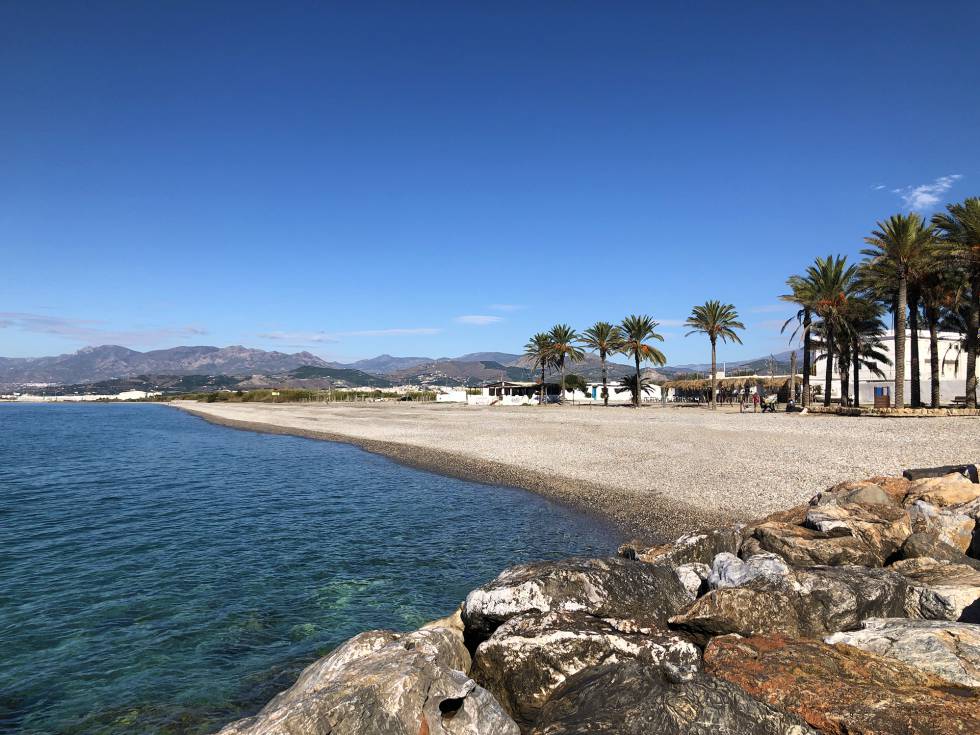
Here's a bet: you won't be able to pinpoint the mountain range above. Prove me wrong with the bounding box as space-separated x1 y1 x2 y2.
0 344 799 390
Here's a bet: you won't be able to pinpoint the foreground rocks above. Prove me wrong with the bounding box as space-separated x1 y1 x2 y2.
704 634 979 734
469 610 699 728
826 618 980 687
530 661 816 735
215 467 980 734
217 615 519 735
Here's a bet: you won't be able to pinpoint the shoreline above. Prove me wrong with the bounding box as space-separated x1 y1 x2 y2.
172 403 733 540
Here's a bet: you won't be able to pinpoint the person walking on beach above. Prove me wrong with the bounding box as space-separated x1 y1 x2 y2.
752 391 759 413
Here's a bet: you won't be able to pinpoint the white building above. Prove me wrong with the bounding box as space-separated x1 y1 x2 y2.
816 330 968 405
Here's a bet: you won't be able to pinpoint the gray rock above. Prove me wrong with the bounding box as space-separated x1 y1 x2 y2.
674 562 711 599
803 502 912 563
903 474 980 508
897 532 980 569
740 521 883 567
670 565 913 644
812 483 897 507
826 618 980 687
462 557 691 642
708 552 791 590
948 496 980 558
892 557 980 623
530 661 816 735
908 500 975 553
217 625 518 735
469 610 699 729
618 527 739 567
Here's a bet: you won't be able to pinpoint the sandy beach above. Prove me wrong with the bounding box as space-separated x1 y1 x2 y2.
172 401 980 539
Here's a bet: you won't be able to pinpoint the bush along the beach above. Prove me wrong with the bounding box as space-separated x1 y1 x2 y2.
215 469 980 735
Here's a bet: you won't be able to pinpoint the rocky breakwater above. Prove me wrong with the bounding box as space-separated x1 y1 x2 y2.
217 470 980 734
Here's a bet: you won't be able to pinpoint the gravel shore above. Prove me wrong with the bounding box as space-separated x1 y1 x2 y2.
172 401 980 540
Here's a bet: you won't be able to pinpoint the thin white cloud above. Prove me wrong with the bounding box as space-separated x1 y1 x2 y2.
489 303 524 312
455 315 503 325
259 327 441 343
0 311 208 345
872 184 887 191
892 174 962 212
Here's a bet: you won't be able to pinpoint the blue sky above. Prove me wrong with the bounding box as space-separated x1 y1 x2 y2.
2 1 978 364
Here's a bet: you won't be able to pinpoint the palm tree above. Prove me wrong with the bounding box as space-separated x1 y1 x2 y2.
919 258 966 407
522 332 553 405
615 373 656 404
933 198 980 408
781 274 819 407
807 255 861 406
861 213 935 408
616 315 666 407
684 301 745 410
581 321 623 407
547 324 584 403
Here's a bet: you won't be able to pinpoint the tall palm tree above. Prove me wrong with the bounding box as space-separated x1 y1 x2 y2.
781 274 818 407
547 324 584 403
861 213 935 408
919 258 966 407
522 332 553 405
684 301 745 410
807 255 861 406
617 315 666 407
581 321 623 407
933 197 980 408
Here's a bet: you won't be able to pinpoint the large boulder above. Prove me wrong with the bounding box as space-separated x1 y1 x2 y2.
802 502 912 563
896 531 980 569
529 661 816 735
907 500 976 552
469 610 699 729
811 482 898 508
740 521 883 567
618 527 739 567
462 557 690 642
217 623 518 735
892 557 980 622
669 565 912 644
704 634 979 735
826 618 980 687
707 552 791 590
903 473 980 508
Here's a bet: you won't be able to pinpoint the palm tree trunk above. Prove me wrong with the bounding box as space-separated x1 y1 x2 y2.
559 360 565 405
801 309 812 407
909 287 921 407
894 276 907 408
710 338 717 410
601 352 609 407
540 363 545 405
967 274 980 409
824 324 834 407
852 337 861 408
634 353 641 408
840 351 850 407
927 305 940 408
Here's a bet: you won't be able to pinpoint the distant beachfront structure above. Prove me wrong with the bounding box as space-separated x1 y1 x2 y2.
815 329 966 406
434 381 662 405
4 390 161 402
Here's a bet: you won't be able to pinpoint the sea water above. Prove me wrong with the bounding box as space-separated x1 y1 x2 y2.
0 403 617 734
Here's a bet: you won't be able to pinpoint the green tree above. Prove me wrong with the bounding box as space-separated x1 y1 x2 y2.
932 197 980 408
580 321 624 407
523 332 554 405
861 213 935 408
781 274 819 407
547 324 584 404
616 315 666 407
807 255 861 406
615 372 656 404
684 300 745 410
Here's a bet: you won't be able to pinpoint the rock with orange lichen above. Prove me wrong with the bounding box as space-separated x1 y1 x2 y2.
703 634 980 735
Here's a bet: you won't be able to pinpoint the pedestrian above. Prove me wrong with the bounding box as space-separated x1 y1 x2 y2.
752 391 759 413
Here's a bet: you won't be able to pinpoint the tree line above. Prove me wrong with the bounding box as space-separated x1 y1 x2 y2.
523 302 745 409
782 197 980 409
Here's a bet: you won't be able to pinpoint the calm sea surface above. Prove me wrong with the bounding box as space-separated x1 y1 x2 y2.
0 403 617 734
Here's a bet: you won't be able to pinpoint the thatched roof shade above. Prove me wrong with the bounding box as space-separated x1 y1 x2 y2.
663 375 803 391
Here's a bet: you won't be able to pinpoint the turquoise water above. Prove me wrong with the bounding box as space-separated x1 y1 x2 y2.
0 404 617 734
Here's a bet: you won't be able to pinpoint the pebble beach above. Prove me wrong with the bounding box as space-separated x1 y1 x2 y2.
173 401 980 539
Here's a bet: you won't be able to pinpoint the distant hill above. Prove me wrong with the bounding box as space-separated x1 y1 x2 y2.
659 349 803 377
287 365 392 387
453 351 523 365
0 345 331 385
344 354 432 374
